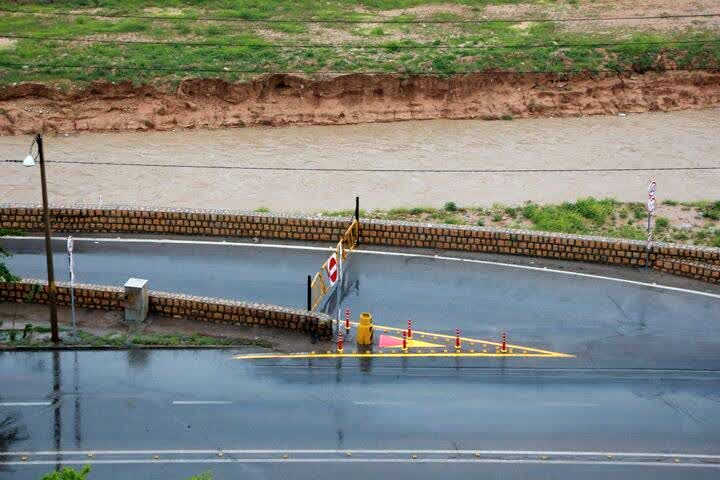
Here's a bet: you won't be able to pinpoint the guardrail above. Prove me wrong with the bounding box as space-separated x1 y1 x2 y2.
309 218 359 311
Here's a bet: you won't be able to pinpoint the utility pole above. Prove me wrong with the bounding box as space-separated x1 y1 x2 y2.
37 134 60 343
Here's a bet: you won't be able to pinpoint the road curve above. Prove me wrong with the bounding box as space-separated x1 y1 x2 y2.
3 236 720 370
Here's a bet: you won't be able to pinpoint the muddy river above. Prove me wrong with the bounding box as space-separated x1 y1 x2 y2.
1 109 718 212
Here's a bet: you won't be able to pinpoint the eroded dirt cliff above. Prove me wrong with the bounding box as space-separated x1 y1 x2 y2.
1 71 719 135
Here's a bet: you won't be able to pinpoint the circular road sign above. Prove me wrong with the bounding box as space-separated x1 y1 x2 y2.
326 253 339 285
648 180 657 196
648 196 656 213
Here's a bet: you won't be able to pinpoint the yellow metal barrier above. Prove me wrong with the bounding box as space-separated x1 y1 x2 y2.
309 219 359 311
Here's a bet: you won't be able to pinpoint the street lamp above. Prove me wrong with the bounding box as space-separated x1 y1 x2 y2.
25 134 60 343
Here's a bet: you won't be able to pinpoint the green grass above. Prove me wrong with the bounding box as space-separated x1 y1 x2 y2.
0 1 718 85
317 197 720 248
1 329 272 348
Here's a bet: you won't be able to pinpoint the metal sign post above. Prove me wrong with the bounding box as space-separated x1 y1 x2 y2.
646 180 657 270
67 236 77 339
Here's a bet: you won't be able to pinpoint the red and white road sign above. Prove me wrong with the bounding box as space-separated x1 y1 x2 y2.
647 179 657 214
326 253 339 286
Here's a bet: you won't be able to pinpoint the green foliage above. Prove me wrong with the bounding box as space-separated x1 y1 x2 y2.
662 199 679 206
0 1 717 84
476 219 485 226
254 207 270 213
522 203 586 233
0 228 20 282
500 114 514 121
491 213 503 222
700 201 720 221
320 209 362 217
41 465 91 480
628 202 647 220
187 472 213 480
654 216 670 230
606 225 646 241
504 207 518 219
443 201 458 212
713 232 720 248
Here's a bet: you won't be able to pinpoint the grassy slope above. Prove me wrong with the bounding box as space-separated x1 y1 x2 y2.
321 198 720 247
0 0 718 85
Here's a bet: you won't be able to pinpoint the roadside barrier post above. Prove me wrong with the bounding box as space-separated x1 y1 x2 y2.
337 330 344 353
354 196 360 247
500 332 508 353
455 329 461 351
356 312 374 346
402 331 408 352
306 275 312 311
407 319 413 339
345 307 351 332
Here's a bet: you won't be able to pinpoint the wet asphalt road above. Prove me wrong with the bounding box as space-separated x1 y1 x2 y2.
1 350 720 479
2 237 720 478
3 236 720 369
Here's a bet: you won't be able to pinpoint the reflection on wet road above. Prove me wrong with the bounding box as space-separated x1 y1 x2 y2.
1 350 719 479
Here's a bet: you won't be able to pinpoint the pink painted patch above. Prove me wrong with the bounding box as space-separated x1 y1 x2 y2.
379 334 404 348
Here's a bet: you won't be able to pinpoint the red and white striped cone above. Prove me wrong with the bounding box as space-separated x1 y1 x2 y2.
345 307 351 332
407 319 413 339
402 331 408 352
455 329 461 351
337 330 344 353
500 332 508 353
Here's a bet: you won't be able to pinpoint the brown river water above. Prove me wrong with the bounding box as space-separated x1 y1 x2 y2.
1 109 718 212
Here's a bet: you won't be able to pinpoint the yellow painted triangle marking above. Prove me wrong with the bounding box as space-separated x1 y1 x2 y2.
363 322 571 358
382 335 444 349
233 320 574 361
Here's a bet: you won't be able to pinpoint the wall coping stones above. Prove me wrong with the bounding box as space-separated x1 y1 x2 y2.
4 202 719 256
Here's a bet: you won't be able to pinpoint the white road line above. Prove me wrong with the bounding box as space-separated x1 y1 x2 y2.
171 401 233 405
7 236 720 300
2 458 719 468
352 401 416 406
0 402 52 407
3 449 720 459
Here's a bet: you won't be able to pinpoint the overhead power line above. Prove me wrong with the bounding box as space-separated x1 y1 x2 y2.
3 34 720 50
3 158 720 173
1 7 719 24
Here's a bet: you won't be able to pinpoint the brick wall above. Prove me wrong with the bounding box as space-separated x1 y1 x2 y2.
149 291 332 338
0 279 333 339
0 279 125 310
2 204 719 284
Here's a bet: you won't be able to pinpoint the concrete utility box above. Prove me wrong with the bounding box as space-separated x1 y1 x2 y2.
124 278 149 323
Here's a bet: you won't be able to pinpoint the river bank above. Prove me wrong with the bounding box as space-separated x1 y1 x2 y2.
2 71 720 135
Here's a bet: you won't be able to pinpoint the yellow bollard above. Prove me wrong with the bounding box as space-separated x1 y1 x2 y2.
356 312 374 346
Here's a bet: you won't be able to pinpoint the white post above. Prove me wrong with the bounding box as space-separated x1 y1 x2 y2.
646 180 656 270
67 236 77 339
